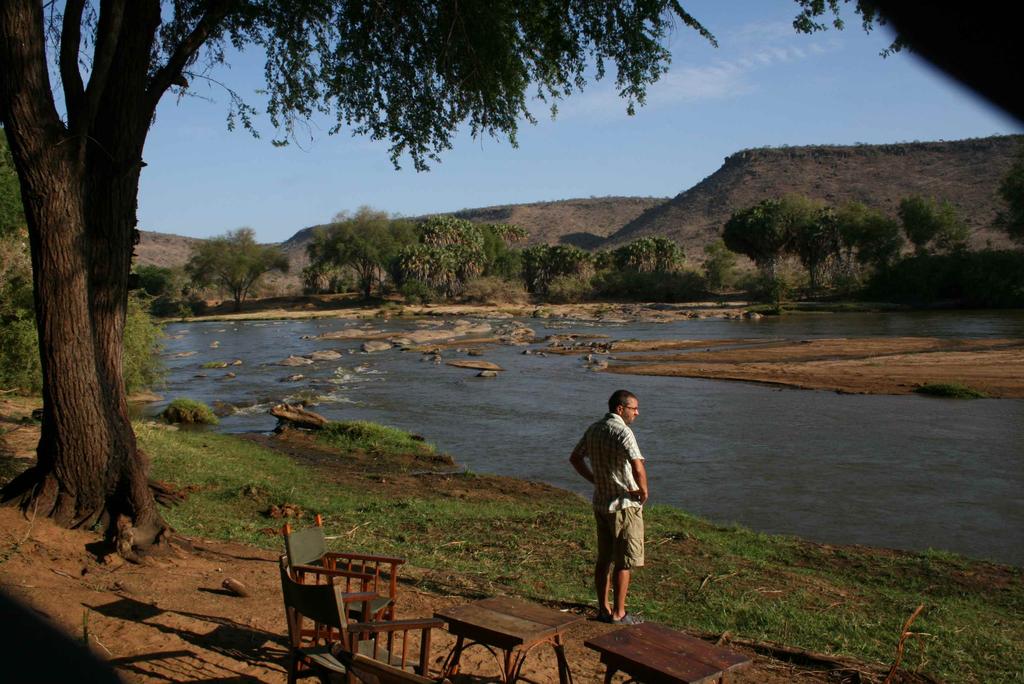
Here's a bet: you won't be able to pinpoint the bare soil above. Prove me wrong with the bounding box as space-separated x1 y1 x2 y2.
0 405 932 683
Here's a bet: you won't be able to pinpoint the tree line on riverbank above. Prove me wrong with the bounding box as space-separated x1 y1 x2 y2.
154 145 1024 312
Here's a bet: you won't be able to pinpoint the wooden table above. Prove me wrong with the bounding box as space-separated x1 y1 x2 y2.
584 622 752 684
435 596 584 684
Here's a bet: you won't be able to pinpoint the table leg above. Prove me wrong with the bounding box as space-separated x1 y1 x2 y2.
442 635 465 677
553 635 573 684
503 649 516 683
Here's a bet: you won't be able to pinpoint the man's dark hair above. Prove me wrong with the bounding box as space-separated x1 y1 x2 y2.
608 389 637 413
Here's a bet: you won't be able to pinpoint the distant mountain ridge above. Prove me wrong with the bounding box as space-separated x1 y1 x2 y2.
137 134 1022 294
607 135 1023 257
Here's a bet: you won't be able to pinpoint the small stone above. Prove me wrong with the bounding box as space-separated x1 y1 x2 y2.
477 370 498 378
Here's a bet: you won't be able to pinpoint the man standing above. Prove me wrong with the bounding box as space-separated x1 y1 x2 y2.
570 389 647 624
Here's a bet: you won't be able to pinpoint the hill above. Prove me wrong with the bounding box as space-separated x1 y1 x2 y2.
607 135 1023 258
447 196 667 248
136 135 1022 294
134 230 202 270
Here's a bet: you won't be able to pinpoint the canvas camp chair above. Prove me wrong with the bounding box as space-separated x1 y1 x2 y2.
279 555 444 684
283 515 405 621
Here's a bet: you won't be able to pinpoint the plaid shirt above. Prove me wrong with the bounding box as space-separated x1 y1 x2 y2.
572 412 645 513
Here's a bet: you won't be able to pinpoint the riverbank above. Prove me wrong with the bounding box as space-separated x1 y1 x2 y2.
1 400 1020 682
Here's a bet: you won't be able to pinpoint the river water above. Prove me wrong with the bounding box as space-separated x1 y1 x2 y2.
152 311 1024 566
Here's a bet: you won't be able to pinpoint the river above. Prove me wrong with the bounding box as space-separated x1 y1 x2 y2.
152 310 1024 566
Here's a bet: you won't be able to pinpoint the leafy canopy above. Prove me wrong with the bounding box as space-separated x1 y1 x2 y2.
0 130 23 237
306 207 415 298
898 195 969 255
186 228 289 307
142 1 720 171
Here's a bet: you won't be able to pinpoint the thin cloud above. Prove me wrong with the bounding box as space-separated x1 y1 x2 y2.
554 21 838 120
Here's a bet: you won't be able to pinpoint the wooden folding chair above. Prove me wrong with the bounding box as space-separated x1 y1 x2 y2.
283 515 405 621
279 556 443 684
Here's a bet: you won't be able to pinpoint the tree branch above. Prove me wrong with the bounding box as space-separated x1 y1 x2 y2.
59 0 85 125
0 0 67 144
146 0 235 110
80 0 127 131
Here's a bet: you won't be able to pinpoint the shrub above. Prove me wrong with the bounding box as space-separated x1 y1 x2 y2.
913 383 987 399
866 250 1024 307
133 264 179 297
703 239 737 291
399 279 440 304
592 269 704 302
0 312 41 393
123 296 165 393
461 276 529 305
149 295 193 318
160 398 219 425
1 296 161 395
546 274 592 303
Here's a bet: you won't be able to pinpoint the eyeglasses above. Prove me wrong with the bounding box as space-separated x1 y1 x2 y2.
622 404 639 412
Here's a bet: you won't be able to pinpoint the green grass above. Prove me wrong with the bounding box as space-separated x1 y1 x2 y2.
159 398 219 425
318 420 436 457
138 422 1024 683
913 383 988 399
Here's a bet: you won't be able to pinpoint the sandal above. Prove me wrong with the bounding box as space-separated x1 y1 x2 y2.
612 612 643 625
596 609 613 624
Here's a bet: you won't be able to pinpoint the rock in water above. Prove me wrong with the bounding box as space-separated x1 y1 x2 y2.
278 355 314 366
362 340 393 353
447 360 503 371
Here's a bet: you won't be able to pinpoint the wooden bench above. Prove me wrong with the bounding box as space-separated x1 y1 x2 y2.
584 622 752 684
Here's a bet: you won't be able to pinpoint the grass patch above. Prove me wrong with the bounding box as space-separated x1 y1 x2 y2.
138 423 1023 683
159 398 219 425
913 383 988 399
318 420 435 457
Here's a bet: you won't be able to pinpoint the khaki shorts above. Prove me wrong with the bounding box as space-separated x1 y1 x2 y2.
594 507 644 569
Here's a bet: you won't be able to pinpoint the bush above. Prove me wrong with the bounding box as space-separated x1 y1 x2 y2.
398 280 440 304
124 296 165 393
133 264 180 298
913 383 987 399
149 295 193 318
0 312 41 393
866 250 1024 307
461 276 529 305
592 270 704 302
0 296 164 395
160 398 219 425
546 274 592 303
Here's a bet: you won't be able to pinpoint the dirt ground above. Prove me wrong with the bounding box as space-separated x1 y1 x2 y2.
0 400 931 684
605 337 1024 398
0 503 918 684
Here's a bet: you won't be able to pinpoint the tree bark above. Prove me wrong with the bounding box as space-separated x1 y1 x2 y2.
0 0 168 555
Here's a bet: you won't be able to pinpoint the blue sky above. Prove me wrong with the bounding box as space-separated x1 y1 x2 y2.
137 1 1022 244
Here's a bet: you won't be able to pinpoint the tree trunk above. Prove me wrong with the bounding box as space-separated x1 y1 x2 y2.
0 0 168 556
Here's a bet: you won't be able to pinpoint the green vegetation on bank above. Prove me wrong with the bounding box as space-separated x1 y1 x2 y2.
319 420 436 457
913 383 988 399
139 422 1023 683
159 399 219 425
